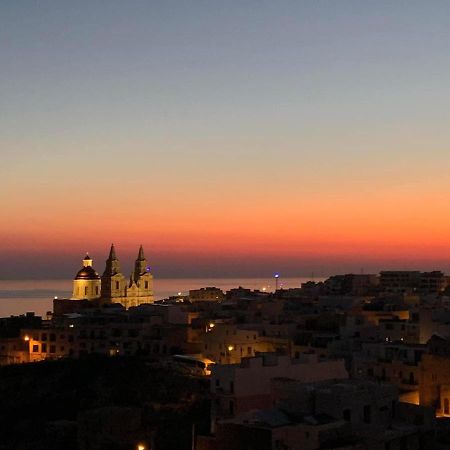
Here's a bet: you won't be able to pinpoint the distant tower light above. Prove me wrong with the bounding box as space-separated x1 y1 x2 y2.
274 273 280 291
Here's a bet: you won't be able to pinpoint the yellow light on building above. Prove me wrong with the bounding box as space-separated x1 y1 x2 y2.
227 345 234 352
137 444 146 450
209 323 215 328
24 335 30 342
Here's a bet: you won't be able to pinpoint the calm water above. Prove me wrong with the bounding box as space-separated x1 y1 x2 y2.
0 277 319 317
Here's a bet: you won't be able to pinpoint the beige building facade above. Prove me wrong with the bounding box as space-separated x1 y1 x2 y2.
71 245 154 308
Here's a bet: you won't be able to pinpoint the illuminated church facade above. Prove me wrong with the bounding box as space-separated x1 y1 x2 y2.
72 244 154 308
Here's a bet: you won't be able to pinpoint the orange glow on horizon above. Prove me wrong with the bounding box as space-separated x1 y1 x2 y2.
3 165 450 271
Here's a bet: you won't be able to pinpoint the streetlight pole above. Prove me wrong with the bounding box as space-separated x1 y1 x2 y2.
274 273 280 291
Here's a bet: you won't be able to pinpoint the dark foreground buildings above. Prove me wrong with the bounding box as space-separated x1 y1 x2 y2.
3 268 450 448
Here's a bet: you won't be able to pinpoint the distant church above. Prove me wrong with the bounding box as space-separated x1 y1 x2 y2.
72 244 154 308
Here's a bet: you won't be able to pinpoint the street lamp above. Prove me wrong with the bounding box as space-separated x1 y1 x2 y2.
227 345 234 364
137 444 146 450
274 273 280 291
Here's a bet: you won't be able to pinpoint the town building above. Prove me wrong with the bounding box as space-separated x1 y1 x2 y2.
210 353 348 429
419 334 450 416
189 287 225 303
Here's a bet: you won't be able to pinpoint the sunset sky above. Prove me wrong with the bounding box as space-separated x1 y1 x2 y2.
2 1 450 279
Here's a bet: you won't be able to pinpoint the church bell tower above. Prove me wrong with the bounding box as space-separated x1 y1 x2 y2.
100 244 127 300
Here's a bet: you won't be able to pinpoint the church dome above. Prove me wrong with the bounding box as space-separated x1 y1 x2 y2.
74 266 100 280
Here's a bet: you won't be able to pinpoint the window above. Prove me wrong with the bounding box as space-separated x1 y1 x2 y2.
84 286 87 295
145 281 149 289
32 345 39 353
41 333 47 341
50 333 56 342
42 343 47 353
50 345 56 354
96 286 99 295
115 281 119 289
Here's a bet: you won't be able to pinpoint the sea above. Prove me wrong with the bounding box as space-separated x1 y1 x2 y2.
0 277 320 317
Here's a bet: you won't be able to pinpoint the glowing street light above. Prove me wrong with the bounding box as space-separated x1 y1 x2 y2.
274 273 280 291
137 445 146 450
24 335 30 342
227 345 234 352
